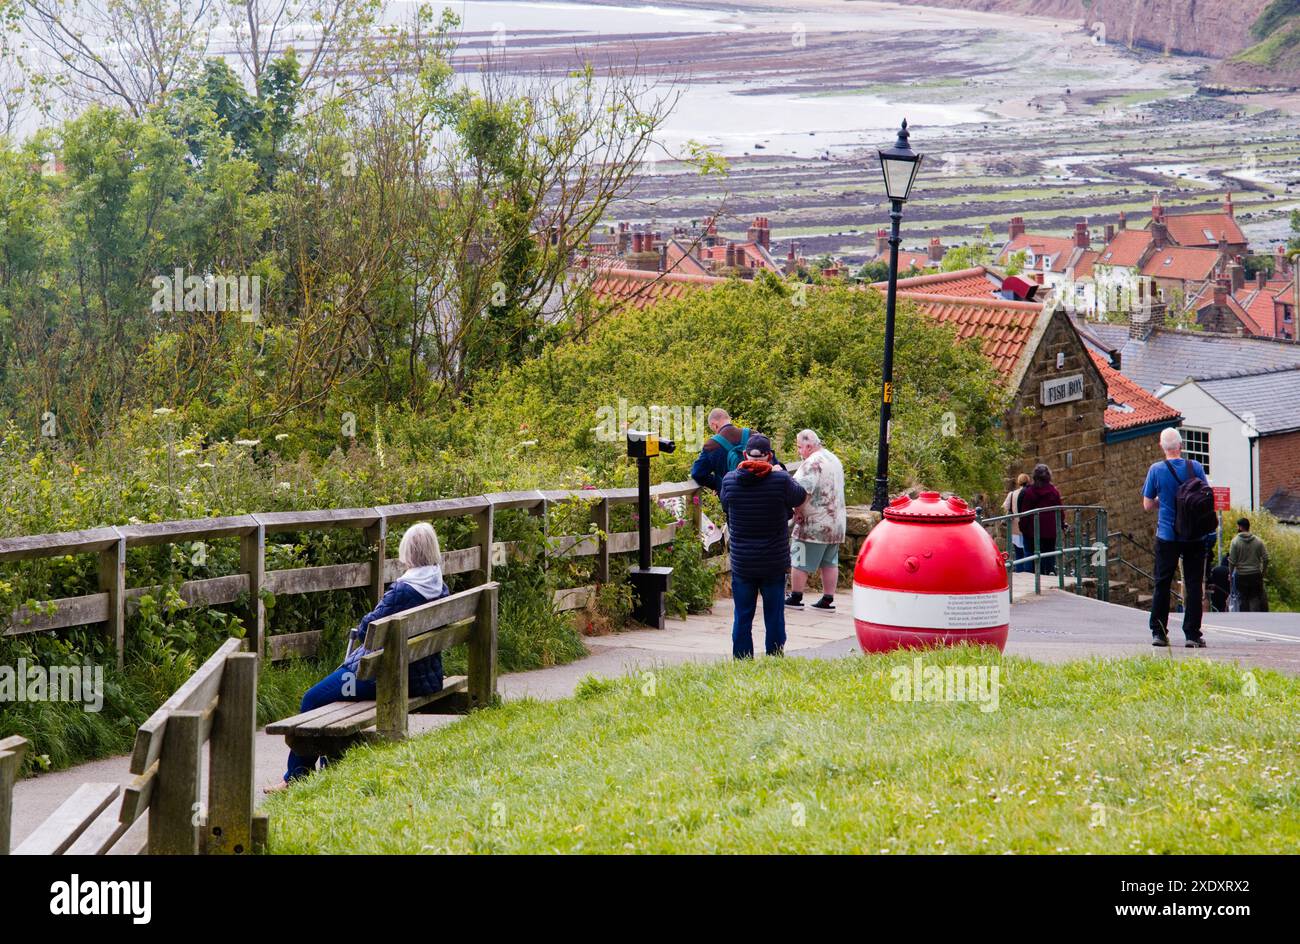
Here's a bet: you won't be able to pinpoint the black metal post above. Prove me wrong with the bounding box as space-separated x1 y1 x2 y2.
871 198 904 512
637 454 652 571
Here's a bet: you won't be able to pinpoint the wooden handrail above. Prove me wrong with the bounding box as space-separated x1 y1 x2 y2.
0 478 710 662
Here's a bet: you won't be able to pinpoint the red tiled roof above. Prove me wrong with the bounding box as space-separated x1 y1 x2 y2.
663 239 713 277
1224 294 1264 335
1088 351 1182 431
1161 212 1246 248
1096 230 1152 267
1139 246 1220 281
587 268 726 311
700 242 781 272
893 291 1042 380
1000 233 1076 267
873 266 1003 298
1242 287 1278 335
1072 249 1100 279
1187 282 1269 336
893 251 936 272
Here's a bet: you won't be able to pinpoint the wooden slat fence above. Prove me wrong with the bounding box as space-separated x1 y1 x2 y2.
0 479 710 665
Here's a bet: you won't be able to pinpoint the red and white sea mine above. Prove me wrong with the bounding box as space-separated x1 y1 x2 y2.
853 491 1009 653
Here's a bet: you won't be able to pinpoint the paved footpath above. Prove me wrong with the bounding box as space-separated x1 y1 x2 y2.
10 584 1298 845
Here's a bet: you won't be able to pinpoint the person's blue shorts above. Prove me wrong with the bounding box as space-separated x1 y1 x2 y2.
791 539 839 573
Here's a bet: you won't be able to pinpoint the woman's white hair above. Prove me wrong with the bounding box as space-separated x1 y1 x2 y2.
797 428 821 447
398 522 442 569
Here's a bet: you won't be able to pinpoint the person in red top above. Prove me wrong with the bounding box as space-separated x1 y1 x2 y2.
1017 464 1062 575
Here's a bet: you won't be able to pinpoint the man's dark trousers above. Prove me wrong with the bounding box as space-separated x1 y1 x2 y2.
732 573 786 659
1236 573 1269 612
1150 538 1206 640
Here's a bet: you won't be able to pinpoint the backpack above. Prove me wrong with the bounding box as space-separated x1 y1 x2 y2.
1164 459 1216 541
712 428 750 473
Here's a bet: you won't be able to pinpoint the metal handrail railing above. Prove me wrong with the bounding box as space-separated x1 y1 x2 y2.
1107 530 1183 607
978 504 1109 603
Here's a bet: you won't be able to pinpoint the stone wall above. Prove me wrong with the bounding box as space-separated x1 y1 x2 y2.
1001 307 1107 510
1102 430 1163 602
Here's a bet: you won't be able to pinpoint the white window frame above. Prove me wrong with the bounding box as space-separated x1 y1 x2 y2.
1182 426 1210 475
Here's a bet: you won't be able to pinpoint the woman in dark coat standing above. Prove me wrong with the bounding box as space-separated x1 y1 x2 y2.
1018 464 1062 575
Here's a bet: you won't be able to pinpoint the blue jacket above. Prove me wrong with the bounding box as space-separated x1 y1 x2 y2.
343 581 446 696
720 461 807 581
691 425 782 493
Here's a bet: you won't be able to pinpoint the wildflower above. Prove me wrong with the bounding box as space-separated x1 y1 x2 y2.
234 439 260 447
152 407 175 416
275 433 289 442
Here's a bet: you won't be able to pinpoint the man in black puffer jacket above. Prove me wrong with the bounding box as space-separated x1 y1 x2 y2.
720 434 807 659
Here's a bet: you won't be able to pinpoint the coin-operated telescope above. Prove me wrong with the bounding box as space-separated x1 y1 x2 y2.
626 430 675 629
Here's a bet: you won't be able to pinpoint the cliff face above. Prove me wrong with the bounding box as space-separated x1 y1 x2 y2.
894 0 1297 87
894 0 1270 60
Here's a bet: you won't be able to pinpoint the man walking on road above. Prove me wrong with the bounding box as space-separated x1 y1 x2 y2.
1142 428 1209 648
1229 517 1270 612
720 434 806 659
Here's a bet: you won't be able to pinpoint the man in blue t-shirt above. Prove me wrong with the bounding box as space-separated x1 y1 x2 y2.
1142 427 1208 648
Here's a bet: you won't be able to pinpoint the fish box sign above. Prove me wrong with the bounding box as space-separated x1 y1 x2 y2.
1041 373 1084 406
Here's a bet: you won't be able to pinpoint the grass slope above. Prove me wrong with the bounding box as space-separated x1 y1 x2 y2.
265 649 1300 854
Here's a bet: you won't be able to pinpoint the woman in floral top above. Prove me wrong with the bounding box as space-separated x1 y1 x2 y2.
786 429 847 610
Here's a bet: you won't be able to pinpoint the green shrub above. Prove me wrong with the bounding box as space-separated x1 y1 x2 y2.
460 278 1013 503
655 523 718 618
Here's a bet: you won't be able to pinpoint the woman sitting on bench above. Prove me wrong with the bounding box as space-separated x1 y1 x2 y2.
283 522 449 783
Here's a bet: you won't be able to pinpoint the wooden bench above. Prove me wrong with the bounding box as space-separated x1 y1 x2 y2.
1 637 264 855
267 581 499 761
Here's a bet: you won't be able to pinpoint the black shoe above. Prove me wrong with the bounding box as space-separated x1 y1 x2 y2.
811 595 836 610
784 593 804 609
1152 633 1169 647
1185 638 1206 648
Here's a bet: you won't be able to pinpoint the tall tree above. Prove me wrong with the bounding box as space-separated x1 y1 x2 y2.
21 0 216 116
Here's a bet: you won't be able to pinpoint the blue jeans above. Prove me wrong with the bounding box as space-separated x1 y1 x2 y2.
732 573 786 659
284 661 444 780
285 665 376 781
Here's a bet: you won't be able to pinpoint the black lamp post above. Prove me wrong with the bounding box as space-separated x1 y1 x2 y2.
871 119 924 512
